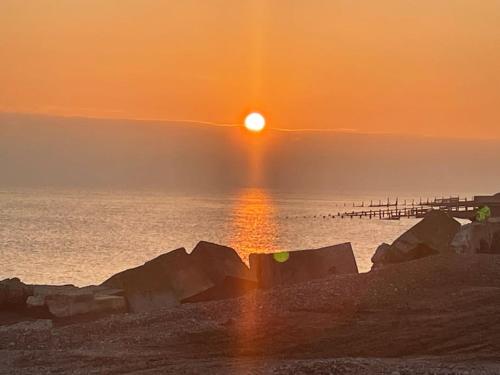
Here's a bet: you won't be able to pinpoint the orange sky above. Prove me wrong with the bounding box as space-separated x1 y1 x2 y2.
1 1 499 138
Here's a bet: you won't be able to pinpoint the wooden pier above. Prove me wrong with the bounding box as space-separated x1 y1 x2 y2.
296 193 500 220
334 194 500 220
335 196 481 220
281 193 500 221
338 206 431 220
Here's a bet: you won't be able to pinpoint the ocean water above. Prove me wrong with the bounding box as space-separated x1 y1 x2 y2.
0 188 427 286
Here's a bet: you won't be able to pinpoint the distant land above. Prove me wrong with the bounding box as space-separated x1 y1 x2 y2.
1 112 500 194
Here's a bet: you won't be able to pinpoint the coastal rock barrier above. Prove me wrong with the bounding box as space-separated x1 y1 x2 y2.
101 241 360 312
0 241 359 322
102 241 258 312
451 218 500 254
370 210 500 270
4 209 500 325
371 210 461 269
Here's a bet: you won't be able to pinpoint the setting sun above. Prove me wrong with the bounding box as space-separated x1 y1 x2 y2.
244 112 266 132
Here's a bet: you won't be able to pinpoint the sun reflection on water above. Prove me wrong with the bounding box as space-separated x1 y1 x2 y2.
228 188 279 358
228 188 278 262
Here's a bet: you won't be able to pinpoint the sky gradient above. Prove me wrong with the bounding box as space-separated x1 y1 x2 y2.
1 1 499 139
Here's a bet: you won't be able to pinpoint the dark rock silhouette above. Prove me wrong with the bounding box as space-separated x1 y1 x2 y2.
371 243 391 264
249 243 358 289
26 285 126 318
451 218 500 254
0 278 33 309
102 241 256 312
102 247 202 312
181 241 257 303
372 210 461 269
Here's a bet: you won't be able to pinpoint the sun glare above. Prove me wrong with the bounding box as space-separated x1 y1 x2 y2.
244 112 266 132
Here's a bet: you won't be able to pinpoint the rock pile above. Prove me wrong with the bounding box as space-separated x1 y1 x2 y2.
451 218 500 254
1 279 125 321
26 285 126 318
102 241 257 312
5 205 500 333
1 240 360 323
371 209 500 271
371 210 461 269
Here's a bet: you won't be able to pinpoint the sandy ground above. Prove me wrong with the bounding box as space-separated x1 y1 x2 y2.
1 254 500 374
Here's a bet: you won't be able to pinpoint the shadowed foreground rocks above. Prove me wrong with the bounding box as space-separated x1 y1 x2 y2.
1 241 357 322
372 210 461 269
0 278 33 309
102 241 257 312
250 242 358 288
452 218 500 254
1 254 500 374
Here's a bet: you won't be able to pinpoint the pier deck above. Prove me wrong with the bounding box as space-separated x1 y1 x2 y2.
294 194 500 221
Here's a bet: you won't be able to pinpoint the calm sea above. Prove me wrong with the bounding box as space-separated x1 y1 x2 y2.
0 188 436 286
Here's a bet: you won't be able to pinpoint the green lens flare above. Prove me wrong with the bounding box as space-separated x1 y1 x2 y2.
476 206 491 222
273 251 290 263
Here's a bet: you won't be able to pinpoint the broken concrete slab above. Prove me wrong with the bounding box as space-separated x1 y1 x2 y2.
26 284 126 318
451 218 500 254
372 210 461 269
102 242 256 312
249 242 358 289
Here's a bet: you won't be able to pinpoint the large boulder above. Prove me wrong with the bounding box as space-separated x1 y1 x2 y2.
102 241 257 312
0 278 33 309
102 247 208 312
26 285 126 318
249 243 358 289
372 210 461 269
451 218 500 254
181 241 257 303
371 243 391 265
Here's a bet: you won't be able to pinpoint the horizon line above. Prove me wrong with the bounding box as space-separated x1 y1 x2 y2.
1 110 498 142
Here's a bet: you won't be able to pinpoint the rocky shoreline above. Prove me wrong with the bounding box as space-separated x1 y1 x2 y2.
2 210 500 374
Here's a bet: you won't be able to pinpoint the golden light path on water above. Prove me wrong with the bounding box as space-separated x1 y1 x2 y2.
228 188 278 261
228 187 278 356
